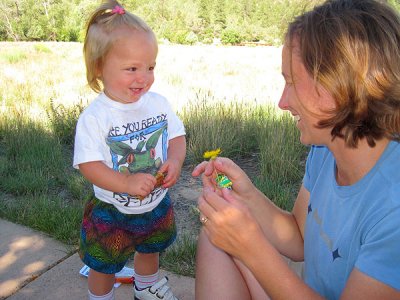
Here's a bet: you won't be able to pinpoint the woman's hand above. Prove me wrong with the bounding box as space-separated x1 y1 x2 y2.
198 187 265 261
192 157 258 201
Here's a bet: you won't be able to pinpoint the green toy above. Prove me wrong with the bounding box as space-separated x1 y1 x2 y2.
216 173 233 189
203 148 233 189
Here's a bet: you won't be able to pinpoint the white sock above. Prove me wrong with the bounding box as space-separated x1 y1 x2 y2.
88 288 115 300
134 271 159 290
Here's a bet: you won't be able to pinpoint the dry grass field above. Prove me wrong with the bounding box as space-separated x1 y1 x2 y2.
0 42 284 114
153 44 284 110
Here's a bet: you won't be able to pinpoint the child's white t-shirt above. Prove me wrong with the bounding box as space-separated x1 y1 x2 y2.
73 92 185 214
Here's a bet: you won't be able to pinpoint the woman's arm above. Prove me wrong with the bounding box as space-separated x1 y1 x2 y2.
246 184 308 261
193 157 306 260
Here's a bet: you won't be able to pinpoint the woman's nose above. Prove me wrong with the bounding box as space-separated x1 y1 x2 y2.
278 88 289 110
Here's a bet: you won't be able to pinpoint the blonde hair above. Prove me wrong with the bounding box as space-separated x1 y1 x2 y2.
286 0 400 147
83 0 156 93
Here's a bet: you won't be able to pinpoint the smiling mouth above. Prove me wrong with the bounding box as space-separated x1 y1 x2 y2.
130 87 144 94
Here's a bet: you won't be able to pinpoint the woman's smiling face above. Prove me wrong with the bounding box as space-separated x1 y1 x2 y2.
278 40 336 146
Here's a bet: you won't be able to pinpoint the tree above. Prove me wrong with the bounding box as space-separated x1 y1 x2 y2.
213 0 226 29
2 0 363 44
198 0 211 26
0 0 22 41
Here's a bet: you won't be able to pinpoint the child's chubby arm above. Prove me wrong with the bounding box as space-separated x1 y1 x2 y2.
158 135 186 188
78 161 157 198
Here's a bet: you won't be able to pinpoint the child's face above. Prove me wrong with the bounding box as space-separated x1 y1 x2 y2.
100 27 157 104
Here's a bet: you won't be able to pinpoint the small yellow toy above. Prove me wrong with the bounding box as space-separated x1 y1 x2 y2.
154 171 166 188
203 148 232 189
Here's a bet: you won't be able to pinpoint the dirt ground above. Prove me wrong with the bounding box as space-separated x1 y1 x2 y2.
169 163 203 237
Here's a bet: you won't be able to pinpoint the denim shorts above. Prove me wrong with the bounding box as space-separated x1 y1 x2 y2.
79 193 176 274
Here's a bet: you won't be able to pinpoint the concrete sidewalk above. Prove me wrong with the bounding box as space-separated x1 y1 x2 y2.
0 219 195 300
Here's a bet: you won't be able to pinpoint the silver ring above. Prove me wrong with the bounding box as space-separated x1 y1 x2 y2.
200 216 209 225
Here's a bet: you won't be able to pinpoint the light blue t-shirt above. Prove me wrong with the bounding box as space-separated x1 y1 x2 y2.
303 141 400 299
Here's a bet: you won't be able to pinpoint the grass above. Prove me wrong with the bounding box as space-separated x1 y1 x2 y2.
0 191 83 245
160 233 198 277
257 108 308 210
180 92 262 162
0 42 308 277
0 114 63 193
0 50 27 64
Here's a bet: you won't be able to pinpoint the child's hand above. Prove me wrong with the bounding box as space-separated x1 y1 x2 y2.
158 158 182 188
126 173 157 198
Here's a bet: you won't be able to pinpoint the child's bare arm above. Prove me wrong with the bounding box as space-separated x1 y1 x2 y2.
159 135 186 188
79 161 156 198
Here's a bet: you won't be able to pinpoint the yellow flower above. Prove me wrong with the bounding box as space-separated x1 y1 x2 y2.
203 148 222 160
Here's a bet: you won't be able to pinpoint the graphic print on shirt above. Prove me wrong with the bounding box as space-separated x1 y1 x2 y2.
308 203 341 261
106 117 168 207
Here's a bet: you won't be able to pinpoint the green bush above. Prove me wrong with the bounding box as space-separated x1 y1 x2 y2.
47 98 86 146
34 43 52 53
199 27 215 44
58 27 81 42
184 31 199 45
220 29 243 45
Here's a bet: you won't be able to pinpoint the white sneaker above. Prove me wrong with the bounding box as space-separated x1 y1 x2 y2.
134 276 179 300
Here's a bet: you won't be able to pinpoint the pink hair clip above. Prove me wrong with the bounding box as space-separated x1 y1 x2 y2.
111 5 125 15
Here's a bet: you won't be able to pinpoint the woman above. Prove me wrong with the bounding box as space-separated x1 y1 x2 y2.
192 0 400 299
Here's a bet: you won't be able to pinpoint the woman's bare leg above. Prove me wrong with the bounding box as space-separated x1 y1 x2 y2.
196 229 271 300
195 229 252 300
